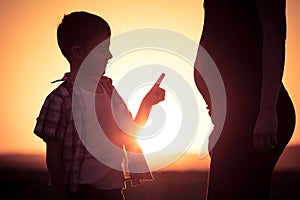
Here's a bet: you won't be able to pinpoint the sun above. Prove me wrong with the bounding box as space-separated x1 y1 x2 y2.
127 85 182 154
105 46 213 156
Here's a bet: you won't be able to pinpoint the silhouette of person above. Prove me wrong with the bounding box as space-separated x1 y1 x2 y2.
194 0 296 199
34 11 164 200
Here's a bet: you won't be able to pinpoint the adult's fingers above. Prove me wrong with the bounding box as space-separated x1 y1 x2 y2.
264 135 273 150
270 132 278 147
253 133 277 152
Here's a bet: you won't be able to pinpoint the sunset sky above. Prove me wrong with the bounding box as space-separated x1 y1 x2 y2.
0 0 299 161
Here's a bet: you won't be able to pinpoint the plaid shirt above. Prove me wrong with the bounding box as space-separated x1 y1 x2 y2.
34 73 86 192
34 73 153 192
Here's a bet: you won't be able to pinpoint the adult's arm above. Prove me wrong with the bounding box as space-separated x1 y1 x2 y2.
253 0 286 151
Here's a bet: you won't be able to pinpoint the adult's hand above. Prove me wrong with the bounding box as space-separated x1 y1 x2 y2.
253 108 278 151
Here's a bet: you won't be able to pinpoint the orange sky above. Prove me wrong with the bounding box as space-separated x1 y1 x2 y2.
0 0 299 157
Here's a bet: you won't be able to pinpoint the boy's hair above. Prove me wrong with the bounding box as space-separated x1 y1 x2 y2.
57 11 111 62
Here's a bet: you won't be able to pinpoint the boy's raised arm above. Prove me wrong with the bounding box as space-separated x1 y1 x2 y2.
123 74 165 153
134 74 165 127
134 85 165 127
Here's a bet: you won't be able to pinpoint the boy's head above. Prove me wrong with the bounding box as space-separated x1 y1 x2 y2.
57 11 111 63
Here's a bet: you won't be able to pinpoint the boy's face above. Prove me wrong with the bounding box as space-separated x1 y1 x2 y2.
81 34 112 77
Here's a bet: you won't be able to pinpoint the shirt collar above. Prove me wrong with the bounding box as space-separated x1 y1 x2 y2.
51 72 74 87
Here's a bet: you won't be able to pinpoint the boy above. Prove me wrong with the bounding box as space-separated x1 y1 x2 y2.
34 11 165 200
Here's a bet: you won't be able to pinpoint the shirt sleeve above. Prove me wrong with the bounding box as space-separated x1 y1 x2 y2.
34 93 65 142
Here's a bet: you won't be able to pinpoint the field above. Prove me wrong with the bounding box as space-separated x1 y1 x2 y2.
0 169 300 200
1 147 300 200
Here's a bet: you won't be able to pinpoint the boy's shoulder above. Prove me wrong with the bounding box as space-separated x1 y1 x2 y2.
101 75 113 85
45 75 113 104
45 81 72 106
99 75 116 97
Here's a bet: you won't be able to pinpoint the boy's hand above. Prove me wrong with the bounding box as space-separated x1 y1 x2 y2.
143 74 165 106
134 74 165 127
143 84 165 106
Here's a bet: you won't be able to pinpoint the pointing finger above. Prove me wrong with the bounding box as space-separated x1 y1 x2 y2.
154 73 165 86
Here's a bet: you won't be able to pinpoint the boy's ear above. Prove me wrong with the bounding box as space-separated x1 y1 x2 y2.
71 45 85 61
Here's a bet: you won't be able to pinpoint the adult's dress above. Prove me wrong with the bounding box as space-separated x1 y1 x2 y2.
194 0 295 199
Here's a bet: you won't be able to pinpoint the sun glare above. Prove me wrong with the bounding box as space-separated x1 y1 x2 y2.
127 85 182 154
105 48 212 156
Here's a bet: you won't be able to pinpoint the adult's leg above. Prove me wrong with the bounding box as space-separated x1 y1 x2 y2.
207 87 295 200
